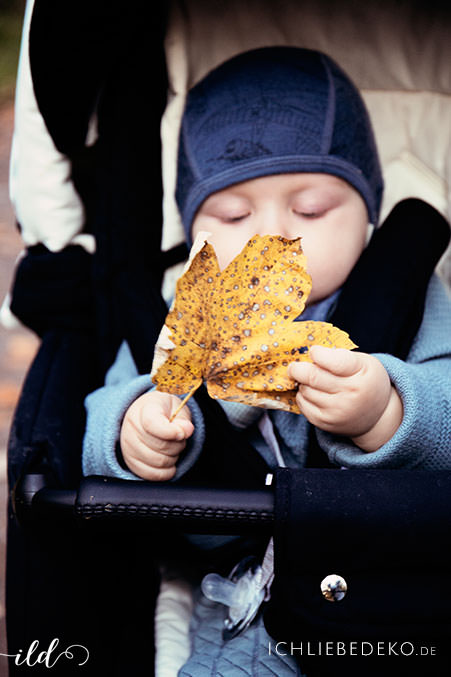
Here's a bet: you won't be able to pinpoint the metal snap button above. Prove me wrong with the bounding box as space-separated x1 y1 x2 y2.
321 574 347 602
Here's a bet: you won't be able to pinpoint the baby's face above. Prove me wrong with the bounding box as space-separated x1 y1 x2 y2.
191 173 369 305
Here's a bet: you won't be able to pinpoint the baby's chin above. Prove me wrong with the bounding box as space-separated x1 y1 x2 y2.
306 289 336 306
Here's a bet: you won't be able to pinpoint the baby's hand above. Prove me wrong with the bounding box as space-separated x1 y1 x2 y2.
288 345 403 451
120 391 194 481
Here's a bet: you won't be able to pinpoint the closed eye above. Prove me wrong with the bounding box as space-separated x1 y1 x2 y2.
293 209 325 220
221 213 250 223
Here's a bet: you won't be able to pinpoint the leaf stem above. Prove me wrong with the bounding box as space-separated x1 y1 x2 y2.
169 384 199 422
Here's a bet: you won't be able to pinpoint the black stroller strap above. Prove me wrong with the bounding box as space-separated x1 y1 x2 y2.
306 198 450 467
328 198 450 359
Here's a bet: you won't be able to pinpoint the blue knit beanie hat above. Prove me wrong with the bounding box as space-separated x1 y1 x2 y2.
176 47 383 241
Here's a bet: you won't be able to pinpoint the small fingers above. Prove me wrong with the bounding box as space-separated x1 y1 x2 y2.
141 406 193 443
121 435 183 479
125 453 178 482
134 435 184 465
297 384 335 408
288 361 340 393
295 390 326 427
295 388 349 433
120 392 194 481
309 345 361 377
173 416 195 439
140 429 187 456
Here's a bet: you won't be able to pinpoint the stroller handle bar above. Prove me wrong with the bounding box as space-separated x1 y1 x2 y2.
16 473 275 533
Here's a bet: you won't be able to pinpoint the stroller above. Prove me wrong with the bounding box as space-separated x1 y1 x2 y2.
4 0 451 675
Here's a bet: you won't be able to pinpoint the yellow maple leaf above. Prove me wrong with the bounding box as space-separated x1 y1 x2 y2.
151 233 356 415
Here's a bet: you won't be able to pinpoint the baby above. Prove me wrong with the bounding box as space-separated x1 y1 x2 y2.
83 45 451 486
83 46 451 676
122 170 403 478
112 46 434 484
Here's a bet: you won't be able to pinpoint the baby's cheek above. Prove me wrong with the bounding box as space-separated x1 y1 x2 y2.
215 234 249 270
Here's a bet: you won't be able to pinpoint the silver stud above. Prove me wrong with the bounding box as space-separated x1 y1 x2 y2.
320 574 347 602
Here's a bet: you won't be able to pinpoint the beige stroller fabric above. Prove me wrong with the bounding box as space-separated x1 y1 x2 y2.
156 1 451 674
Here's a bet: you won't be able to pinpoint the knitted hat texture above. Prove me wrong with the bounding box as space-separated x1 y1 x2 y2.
176 47 383 240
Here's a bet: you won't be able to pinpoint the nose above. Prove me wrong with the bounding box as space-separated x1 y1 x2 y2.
254 203 292 238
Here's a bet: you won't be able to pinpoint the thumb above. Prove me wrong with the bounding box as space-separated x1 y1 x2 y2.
141 391 193 441
309 345 362 377
173 415 194 439
169 396 194 439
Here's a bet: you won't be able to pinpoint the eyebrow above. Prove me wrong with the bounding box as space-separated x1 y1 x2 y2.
203 193 250 209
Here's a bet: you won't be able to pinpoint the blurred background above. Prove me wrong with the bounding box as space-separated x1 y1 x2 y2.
0 0 39 670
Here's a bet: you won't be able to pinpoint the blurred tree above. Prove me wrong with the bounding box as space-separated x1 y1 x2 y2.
0 0 25 13
0 0 25 103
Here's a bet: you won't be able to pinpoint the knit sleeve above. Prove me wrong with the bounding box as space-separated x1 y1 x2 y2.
316 275 451 469
82 342 206 480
